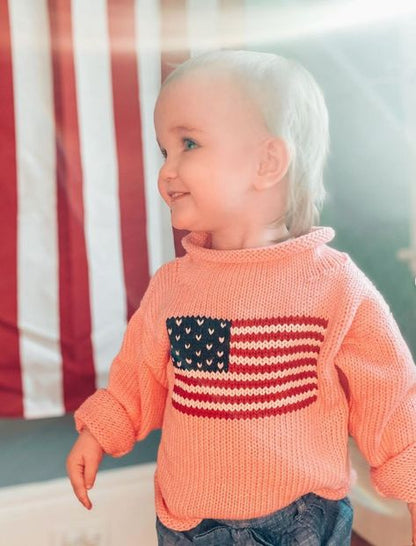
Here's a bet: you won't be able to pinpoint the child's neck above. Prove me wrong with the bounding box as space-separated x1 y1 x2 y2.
210 224 291 250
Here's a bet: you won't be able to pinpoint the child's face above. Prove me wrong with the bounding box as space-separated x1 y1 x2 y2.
154 70 272 238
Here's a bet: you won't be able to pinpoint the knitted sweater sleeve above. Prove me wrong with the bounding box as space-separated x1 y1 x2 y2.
73 263 172 457
334 276 416 502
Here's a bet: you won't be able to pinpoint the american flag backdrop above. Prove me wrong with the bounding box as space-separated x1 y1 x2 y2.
168 314 326 420
0 0 244 418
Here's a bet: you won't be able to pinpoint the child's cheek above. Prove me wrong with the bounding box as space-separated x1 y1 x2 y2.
181 154 204 179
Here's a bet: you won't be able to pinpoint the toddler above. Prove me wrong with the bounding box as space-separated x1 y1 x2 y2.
67 49 416 545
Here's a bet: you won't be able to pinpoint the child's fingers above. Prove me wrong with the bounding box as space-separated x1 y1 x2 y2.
72 465 92 509
83 455 99 491
67 458 92 510
66 431 103 510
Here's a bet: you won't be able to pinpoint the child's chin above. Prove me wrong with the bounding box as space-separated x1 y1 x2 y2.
171 219 191 231
170 214 193 232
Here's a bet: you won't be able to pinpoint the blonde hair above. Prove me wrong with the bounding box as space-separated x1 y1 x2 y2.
162 49 330 238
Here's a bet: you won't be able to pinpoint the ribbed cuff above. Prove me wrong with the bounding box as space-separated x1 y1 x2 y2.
370 442 416 502
74 389 137 457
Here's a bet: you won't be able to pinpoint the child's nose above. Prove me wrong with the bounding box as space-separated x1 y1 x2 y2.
159 154 178 182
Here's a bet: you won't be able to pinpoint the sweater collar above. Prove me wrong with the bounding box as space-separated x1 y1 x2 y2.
181 226 336 264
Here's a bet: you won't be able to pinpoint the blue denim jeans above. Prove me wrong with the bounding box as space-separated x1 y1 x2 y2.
155 492 353 545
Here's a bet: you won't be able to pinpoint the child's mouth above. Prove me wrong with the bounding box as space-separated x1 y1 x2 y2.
171 193 189 203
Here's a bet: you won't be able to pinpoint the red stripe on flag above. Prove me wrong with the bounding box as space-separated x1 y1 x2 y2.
48 0 96 411
0 0 24 417
174 381 317 405
172 395 318 420
107 0 150 319
160 0 190 258
230 344 321 359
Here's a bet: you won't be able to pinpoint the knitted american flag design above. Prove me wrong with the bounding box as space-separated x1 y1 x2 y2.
166 315 328 420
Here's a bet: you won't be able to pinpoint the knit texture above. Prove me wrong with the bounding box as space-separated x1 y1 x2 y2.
74 226 416 531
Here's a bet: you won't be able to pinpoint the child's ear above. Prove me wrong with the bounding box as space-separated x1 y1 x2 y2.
256 137 290 189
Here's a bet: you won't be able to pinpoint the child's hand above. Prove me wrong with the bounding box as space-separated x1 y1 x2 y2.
66 428 104 510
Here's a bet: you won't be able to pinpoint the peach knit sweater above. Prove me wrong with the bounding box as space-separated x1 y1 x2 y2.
74 226 416 532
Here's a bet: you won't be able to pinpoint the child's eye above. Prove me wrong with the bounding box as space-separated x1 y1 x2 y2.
158 138 197 159
183 138 197 151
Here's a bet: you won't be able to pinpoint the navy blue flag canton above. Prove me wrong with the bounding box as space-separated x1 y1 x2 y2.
166 315 232 373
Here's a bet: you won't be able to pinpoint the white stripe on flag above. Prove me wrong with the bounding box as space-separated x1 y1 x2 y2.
174 378 319 398
174 364 318 383
135 0 174 273
229 351 322 366
188 0 220 57
72 0 127 389
232 338 323 350
9 0 63 417
231 323 327 335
